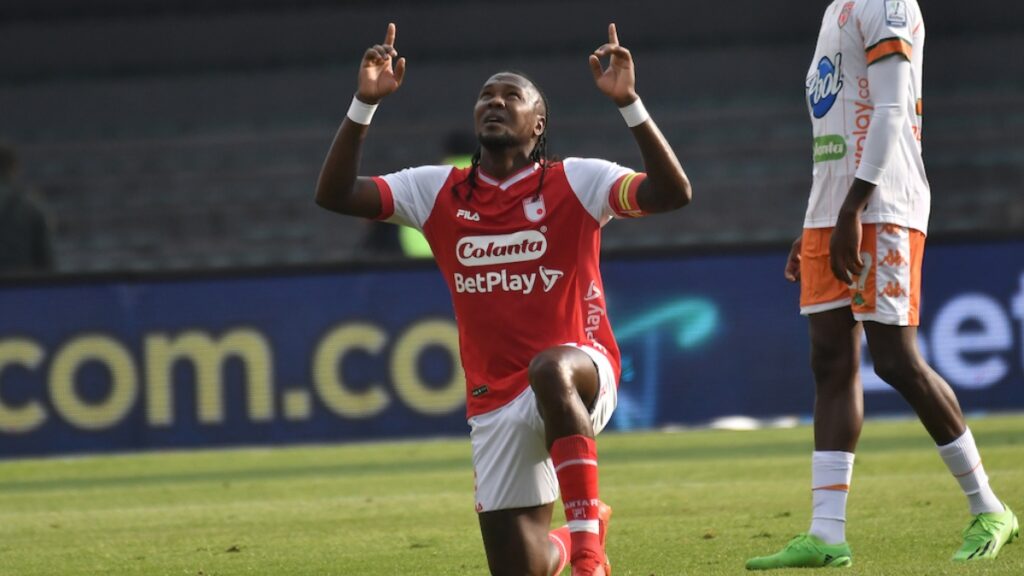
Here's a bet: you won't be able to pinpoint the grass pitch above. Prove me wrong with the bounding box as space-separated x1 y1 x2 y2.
1 414 1022 575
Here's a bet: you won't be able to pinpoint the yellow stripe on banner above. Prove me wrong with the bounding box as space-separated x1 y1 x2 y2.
619 173 638 212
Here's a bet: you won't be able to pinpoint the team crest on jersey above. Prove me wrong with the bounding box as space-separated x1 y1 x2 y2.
838 1 854 27
885 0 907 27
523 195 546 222
807 53 844 119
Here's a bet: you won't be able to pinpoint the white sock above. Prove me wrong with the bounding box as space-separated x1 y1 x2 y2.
809 451 855 545
937 428 1004 515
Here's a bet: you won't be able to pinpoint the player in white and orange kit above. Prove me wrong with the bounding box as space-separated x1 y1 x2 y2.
747 0 1017 569
315 23 692 576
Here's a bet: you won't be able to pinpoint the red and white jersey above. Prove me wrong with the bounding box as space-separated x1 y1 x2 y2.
805 0 929 232
373 159 646 418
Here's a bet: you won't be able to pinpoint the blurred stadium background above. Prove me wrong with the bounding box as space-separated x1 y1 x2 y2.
0 1 1022 457
1 0 1021 272
1 3 1024 575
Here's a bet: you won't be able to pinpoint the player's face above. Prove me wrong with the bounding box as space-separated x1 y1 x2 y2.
474 74 546 151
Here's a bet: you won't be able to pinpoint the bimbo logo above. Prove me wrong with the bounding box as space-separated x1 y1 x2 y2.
807 53 843 119
456 231 547 267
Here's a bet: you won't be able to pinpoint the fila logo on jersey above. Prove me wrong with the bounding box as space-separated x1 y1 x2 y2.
457 209 481 221
807 53 844 119
457 230 547 266
453 266 564 295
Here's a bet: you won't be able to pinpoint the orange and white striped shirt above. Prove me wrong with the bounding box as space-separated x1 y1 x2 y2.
804 0 930 233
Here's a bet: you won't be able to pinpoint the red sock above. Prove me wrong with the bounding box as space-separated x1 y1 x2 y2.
550 435 601 566
548 526 570 575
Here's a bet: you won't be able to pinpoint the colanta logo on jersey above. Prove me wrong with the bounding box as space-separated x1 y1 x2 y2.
813 135 847 162
457 231 547 267
807 53 844 119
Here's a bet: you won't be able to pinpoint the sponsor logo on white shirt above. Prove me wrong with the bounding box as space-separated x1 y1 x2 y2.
456 231 547 267
807 53 844 119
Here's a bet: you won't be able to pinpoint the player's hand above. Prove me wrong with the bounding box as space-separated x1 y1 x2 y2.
784 236 802 283
589 23 638 107
829 210 864 285
356 23 407 105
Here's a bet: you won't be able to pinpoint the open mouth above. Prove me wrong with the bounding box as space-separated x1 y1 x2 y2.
483 114 505 125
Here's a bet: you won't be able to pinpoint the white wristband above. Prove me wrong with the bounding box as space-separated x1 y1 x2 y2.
347 95 379 125
619 98 649 128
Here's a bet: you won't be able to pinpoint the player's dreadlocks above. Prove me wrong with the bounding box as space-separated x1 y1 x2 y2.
454 71 550 202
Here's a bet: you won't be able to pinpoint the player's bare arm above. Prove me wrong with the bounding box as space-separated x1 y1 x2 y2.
589 23 691 214
830 55 914 285
829 178 875 284
784 235 802 282
315 23 407 218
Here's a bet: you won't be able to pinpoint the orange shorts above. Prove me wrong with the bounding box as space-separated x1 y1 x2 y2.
799 224 925 326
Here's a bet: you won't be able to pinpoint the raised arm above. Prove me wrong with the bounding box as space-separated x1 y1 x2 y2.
589 23 691 213
315 23 407 218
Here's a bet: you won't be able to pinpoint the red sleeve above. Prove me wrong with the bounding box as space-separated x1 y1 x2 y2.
607 172 648 218
371 176 395 221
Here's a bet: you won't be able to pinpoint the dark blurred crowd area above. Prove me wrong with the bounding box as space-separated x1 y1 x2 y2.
0 0 1021 277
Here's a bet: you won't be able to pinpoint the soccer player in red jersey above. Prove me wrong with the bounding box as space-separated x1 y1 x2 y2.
315 23 691 576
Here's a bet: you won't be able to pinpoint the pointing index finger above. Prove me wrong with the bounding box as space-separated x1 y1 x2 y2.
608 23 619 45
384 22 396 47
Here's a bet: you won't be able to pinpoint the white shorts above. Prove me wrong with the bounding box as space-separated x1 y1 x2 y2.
469 344 618 513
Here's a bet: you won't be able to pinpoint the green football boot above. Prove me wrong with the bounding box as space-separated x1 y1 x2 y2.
952 504 1019 561
746 533 852 570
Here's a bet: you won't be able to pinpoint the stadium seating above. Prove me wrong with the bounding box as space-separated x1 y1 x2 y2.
0 0 1020 272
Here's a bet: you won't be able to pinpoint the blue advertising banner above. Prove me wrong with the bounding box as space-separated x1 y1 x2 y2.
606 241 1024 430
1 240 1022 458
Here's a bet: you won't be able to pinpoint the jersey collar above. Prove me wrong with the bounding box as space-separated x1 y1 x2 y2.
477 162 540 191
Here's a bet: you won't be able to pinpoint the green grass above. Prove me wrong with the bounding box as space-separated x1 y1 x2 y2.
2 415 1023 575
